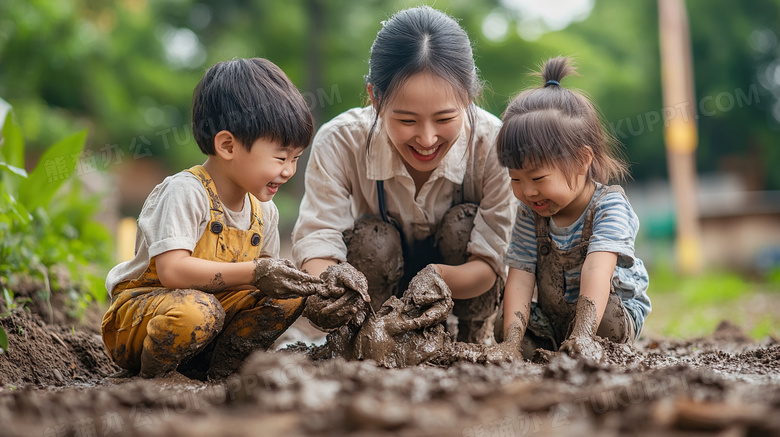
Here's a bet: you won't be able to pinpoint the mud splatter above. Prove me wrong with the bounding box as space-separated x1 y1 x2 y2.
204 272 226 292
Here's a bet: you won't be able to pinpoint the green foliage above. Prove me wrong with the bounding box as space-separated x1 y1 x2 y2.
2 0 779 204
767 268 780 288
0 325 6 353
645 265 780 339
0 111 113 318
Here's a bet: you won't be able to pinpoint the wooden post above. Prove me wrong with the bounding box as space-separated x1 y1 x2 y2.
658 0 702 274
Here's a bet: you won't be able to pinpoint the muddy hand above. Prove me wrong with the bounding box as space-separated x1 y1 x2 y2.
319 262 370 304
559 334 604 362
484 324 524 364
304 290 368 330
303 263 370 330
482 341 522 364
253 258 323 298
406 264 451 307
389 265 453 335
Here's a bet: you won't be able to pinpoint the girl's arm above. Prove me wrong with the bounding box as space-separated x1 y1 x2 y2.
435 256 496 299
482 267 534 363
559 251 617 361
570 251 618 335
502 267 535 341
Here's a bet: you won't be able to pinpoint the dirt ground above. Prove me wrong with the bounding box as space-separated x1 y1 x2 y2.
1 301 779 437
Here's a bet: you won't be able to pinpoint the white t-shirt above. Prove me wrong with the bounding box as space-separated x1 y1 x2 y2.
291 105 515 279
105 171 280 296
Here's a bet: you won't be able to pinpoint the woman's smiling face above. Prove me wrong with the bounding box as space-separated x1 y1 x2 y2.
377 71 467 176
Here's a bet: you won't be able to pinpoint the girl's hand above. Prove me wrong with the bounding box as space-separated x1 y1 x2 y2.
483 340 523 364
484 322 525 364
559 334 604 362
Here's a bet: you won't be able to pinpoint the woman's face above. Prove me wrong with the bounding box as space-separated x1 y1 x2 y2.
372 72 467 176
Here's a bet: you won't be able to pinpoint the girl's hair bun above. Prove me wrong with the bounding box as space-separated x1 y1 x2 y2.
541 56 576 88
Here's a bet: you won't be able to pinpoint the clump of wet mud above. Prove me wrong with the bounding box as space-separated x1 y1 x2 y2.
307 264 510 367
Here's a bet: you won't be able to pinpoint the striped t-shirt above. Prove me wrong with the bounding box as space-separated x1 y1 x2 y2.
505 183 651 335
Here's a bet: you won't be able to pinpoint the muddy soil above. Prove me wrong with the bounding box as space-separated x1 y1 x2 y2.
1 299 779 437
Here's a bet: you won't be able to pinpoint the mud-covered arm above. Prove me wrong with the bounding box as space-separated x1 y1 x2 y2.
559 252 616 361
156 250 322 297
569 251 617 336
502 267 535 343
481 268 535 364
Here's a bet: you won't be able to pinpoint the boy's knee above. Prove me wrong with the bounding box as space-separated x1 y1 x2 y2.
435 203 478 265
148 290 225 346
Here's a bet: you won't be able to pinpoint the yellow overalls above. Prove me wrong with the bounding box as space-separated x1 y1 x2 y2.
101 165 305 378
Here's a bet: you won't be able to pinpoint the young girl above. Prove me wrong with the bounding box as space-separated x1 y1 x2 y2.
291 6 515 343
492 56 651 361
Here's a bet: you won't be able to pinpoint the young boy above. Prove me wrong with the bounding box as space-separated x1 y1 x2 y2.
102 58 324 380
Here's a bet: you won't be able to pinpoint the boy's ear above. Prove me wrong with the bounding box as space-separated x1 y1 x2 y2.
214 130 237 161
366 84 380 110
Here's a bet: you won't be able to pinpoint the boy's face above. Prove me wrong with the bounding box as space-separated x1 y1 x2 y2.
232 137 304 202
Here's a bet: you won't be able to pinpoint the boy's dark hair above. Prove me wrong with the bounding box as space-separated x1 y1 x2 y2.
364 6 482 150
496 56 628 186
192 58 314 154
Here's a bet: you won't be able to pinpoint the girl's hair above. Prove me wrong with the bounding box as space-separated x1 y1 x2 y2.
496 56 628 186
364 6 482 150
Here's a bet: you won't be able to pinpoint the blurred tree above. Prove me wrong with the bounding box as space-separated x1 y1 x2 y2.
1 0 778 210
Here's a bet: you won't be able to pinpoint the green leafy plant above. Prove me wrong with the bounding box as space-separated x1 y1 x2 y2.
0 111 113 320
0 325 7 354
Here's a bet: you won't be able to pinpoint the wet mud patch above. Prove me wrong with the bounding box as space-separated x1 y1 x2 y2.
1 305 779 436
0 309 118 387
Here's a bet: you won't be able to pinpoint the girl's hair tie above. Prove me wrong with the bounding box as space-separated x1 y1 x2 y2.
544 80 560 88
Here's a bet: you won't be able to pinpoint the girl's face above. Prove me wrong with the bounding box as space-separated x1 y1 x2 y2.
508 160 593 226
372 72 467 176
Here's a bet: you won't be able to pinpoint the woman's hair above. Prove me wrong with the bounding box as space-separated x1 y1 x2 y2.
364 6 482 150
496 56 628 186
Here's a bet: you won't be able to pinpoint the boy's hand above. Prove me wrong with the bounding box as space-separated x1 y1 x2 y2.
559 334 604 362
253 258 323 298
304 263 370 330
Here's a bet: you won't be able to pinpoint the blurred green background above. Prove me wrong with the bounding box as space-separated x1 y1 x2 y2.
1 0 778 337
